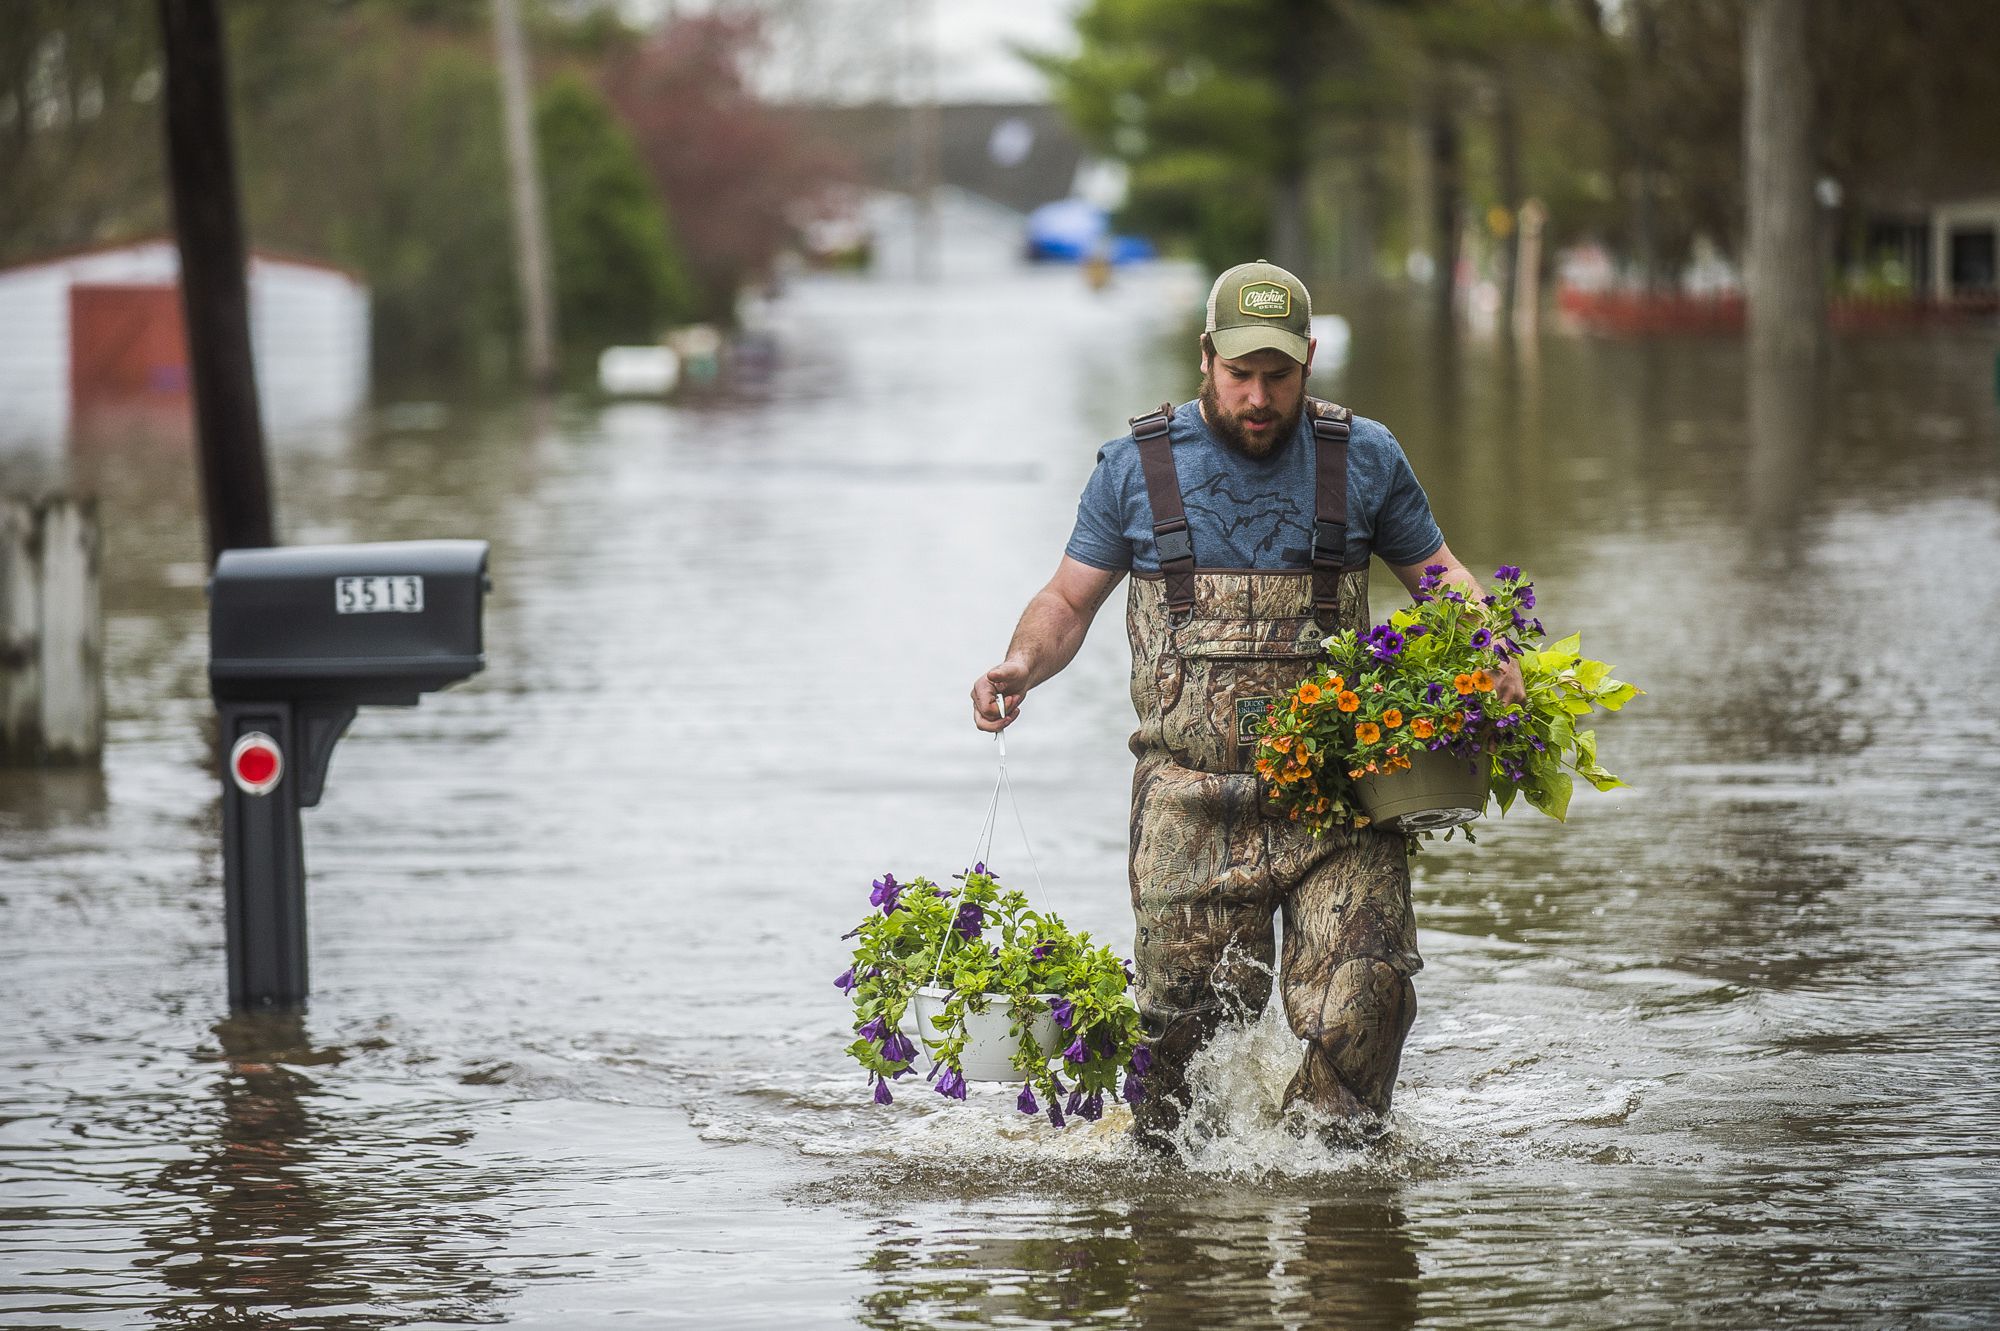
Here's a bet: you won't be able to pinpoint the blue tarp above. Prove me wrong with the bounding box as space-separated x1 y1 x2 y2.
1025 199 1155 264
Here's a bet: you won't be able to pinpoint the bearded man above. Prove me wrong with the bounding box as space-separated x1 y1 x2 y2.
970 260 1522 1152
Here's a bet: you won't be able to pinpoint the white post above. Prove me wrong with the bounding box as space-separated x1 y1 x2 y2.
0 496 103 766
1513 199 1547 341
37 499 103 763
0 498 41 763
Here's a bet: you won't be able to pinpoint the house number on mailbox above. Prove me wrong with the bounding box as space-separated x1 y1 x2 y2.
335 574 425 614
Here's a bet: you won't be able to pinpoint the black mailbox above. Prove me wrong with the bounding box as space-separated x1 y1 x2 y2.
211 540 488 704
208 539 490 1010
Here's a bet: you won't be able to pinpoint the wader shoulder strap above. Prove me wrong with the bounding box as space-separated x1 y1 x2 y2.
1309 399 1353 628
1129 402 1196 613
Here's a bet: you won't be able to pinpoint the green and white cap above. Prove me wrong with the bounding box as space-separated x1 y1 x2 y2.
1204 260 1312 363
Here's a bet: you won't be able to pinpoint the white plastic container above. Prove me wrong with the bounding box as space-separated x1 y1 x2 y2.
910 986 1063 1083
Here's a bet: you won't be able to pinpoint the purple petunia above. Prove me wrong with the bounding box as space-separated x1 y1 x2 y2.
1047 1100 1066 1129
881 1031 915 1063
1495 565 1521 582
1121 959 1134 988
857 1016 887 1044
1062 1037 1089 1065
1471 628 1492 649
835 967 857 993
935 1067 968 1100
1051 999 1075 1030
873 1077 892 1105
1366 626 1406 662
869 872 902 914
1498 636 1521 658
1017 1083 1039 1114
1425 563 1448 576
1424 682 1445 703
1518 586 1536 610
1405 623 1429 639
1081 1092 1104 1122
1031 941 1052 961
953 902 985 940
1123 1075 1146 1105
1130 1046 1153 1076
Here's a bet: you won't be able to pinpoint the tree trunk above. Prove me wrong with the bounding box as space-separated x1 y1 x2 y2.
1743 0 1823 364
1427 88 1462 327
493 0 557 388
1266 0 1317 275
1493 74 1523 331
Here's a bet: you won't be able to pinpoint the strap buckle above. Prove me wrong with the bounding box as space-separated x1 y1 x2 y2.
1311 518 1346 567
1129 404 1173 442
1154 521 1194 566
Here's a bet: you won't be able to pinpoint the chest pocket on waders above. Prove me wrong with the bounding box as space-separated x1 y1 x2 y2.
1156 611 1326 775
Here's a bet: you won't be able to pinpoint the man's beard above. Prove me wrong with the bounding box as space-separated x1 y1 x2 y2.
1199 372 1307 459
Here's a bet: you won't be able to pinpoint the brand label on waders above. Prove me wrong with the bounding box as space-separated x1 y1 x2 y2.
1236 696 1273 765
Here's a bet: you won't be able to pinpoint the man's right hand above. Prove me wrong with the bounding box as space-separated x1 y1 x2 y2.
971 660 1028 732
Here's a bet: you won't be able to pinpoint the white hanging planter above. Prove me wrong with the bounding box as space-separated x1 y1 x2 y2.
911 986 1064 1083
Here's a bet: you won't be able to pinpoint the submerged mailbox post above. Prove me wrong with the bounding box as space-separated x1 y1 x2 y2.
209 540 489 1009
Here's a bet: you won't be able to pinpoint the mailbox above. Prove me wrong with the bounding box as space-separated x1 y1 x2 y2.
211 540 488 704
208 538 490 1011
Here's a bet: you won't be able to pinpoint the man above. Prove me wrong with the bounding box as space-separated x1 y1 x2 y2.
969 260 1523 1151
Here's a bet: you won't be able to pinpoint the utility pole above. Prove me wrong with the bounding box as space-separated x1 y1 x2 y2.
493 0 558 388
157 0 274 561
1743 0 1824 366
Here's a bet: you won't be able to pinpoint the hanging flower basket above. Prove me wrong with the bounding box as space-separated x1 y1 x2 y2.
1352 745 1492 831
1256 565 1641 842
839 866 1150 1127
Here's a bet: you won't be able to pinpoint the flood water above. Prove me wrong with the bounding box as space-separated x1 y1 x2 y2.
4 263 1999 1328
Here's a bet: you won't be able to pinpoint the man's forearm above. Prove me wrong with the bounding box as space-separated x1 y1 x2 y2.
1003 588 1092 691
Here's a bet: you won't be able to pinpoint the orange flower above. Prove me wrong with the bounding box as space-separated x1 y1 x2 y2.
1391 754 1412 772
1336 690 1361 713
1348 768 1365 779
1383 709 1403 728
1411 717 1436 739
1354 721 1381 744
1327 675 1345 693
1472 670 1494 693
1445 712 1465 733
1297 681 1323 705
1270 734 1293 753
1454 673 1476 696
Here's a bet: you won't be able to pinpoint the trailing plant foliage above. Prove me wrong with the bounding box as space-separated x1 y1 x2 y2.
839 867 1148 1128
1256 566 1640 838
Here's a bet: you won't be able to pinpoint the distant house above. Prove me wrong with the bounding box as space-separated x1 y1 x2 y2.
1929 193 1999 302
0 239 370 451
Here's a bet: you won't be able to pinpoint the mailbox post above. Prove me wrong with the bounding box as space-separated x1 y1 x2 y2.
209 540 489 1010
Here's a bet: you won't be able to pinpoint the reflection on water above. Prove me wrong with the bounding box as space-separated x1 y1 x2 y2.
3 264 1999 1327
857 1190 1418 1330
139 1015 511 1328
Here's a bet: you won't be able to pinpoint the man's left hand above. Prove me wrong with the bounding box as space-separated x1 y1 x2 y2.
1494 658 1525 706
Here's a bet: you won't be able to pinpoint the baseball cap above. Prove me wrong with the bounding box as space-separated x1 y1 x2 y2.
1204 260 1312 363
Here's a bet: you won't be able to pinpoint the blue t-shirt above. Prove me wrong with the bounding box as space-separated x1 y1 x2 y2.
1064 400 1444 574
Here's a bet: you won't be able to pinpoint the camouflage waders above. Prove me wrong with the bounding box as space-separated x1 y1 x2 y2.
1122 400 1421 1148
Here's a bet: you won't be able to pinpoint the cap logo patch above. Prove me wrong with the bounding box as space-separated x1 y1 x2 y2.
1238 281 1291 318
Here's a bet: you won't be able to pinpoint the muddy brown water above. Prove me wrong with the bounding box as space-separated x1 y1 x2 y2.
3 266 1998 1328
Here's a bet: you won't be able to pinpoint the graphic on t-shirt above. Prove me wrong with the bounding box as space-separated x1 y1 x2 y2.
1181 471 1312 565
